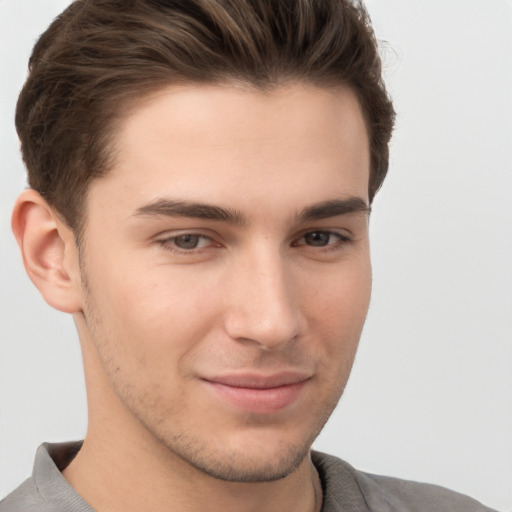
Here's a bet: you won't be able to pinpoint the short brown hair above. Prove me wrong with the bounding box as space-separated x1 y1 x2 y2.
16 0 395 236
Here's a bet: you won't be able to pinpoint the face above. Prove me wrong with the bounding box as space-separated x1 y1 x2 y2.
76 83 371 482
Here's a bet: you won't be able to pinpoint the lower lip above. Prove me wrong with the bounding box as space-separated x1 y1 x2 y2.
204 380 307 414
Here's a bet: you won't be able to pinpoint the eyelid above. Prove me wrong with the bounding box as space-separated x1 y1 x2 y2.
156 229 222 254
154 227 220 242
292 228 352 243
290 229 354 255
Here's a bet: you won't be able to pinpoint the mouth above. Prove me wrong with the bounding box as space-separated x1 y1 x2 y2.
201 371 311 414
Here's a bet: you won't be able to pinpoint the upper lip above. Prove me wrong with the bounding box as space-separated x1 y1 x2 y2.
203 371 312 389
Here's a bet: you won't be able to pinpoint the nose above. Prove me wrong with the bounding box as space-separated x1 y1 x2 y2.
222 247 301 350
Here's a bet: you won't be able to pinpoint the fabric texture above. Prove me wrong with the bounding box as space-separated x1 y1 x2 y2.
311 452 497 512
0 442 497 512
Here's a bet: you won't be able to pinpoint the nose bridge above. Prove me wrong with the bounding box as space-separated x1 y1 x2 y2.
223 242 300 349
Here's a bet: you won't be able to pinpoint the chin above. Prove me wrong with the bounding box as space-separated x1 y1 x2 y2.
152 421 315 483
173 441 311 483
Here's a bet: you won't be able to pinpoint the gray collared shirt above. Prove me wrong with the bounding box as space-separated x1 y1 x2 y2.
0 442 497 512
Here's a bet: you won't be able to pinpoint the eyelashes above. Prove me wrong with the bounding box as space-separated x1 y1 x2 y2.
157 233 219 255
163 234 212 250
292 230 351 249
157 230 353 256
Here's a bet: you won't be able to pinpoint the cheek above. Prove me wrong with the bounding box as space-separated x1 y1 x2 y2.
85 261 222 375
306 256 371 318
303 258 371 357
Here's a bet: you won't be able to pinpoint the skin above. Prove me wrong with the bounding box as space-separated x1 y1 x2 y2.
13 83 371 512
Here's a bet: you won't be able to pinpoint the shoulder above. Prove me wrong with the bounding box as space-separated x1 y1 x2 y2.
354 471 497 512
312 451 498 512
0 442 91 512
0 478 47 512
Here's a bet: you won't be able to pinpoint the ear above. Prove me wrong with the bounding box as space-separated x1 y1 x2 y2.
11 189 83 313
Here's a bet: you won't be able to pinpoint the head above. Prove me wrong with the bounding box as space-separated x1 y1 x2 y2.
12 0 394 485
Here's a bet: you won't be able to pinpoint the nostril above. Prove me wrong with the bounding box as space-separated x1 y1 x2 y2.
225 309 300 350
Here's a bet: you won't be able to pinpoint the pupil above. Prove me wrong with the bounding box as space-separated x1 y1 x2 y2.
175 235 199 249
305 232 329 246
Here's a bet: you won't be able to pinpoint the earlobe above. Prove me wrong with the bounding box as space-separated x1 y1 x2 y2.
11 189 83 314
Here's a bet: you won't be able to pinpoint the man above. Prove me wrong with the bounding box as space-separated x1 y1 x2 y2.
0 1 500 511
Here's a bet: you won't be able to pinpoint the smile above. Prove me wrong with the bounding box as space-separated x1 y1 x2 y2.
202 372 311 414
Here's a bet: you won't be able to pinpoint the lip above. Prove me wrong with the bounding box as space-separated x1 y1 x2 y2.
202 371 311 414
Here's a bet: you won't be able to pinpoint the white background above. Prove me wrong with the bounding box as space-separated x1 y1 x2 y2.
1 1 511 510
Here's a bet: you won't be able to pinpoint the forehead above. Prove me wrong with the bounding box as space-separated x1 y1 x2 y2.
88 83 370 220
116 82 369 163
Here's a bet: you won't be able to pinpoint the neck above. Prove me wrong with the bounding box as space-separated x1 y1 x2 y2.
63 429 322 512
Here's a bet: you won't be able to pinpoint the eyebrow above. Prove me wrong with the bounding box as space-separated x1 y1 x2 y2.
134 199 246 225
133 196 370 225
297 197 371 222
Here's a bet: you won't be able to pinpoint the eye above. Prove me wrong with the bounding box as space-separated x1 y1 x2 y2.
172 234 208 250
293 230 350 248
158 233 215 253
303 231 333 247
